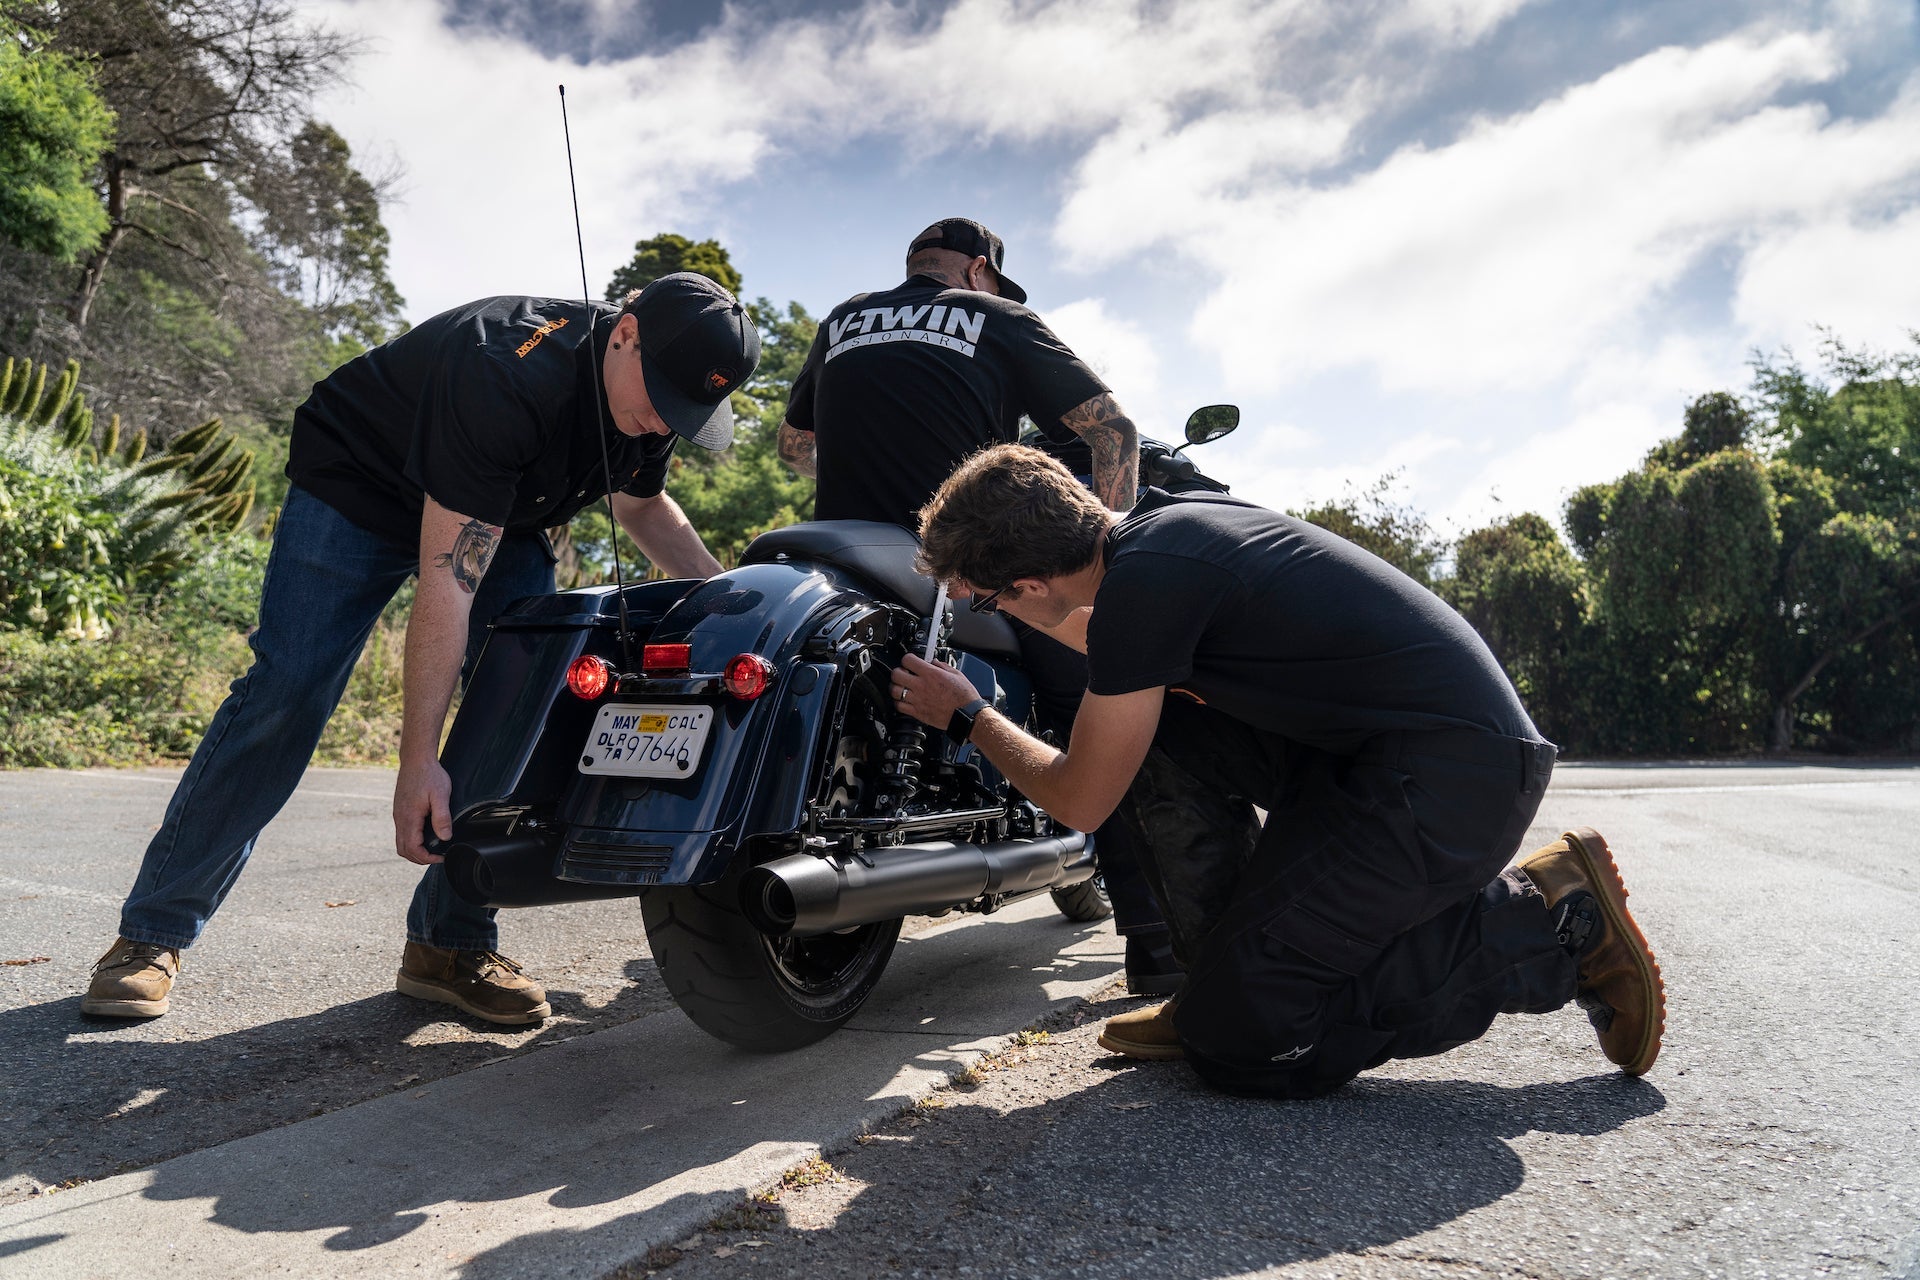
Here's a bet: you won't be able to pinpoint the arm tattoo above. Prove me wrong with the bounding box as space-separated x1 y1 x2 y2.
1060 392 1140 511
777 420 818 478
433 519 500 594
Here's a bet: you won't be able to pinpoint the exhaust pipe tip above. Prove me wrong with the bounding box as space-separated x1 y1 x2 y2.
743 866 799 934
443 844 497 906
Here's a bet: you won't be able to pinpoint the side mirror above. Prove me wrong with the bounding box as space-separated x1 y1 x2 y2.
1181 404 1240 450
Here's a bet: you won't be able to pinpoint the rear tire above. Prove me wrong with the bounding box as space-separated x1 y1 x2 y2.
1050 873 1112 922
642 877 901 1052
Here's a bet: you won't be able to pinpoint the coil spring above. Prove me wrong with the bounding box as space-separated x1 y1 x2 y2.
880 714 927 801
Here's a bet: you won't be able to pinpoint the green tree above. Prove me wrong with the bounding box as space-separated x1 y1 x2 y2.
1444 513 1588 744
22 0 357 329
248 120 404 351
0 21 114 262
1753 332 1920 521
605 232 742 301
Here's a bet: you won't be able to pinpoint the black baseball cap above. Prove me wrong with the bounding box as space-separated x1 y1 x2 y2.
627 272 761 451
908 218 1027 304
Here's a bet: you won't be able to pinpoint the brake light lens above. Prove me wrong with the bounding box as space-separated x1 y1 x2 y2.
566 654 611 700
722 652 775 700
642 643 692 673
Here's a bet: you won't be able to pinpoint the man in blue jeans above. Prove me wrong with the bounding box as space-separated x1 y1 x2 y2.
81 274 760 1024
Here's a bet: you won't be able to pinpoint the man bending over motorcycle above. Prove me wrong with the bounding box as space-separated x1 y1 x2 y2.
889 444 1665 1097
774 217 1182 995
82 275 758 1026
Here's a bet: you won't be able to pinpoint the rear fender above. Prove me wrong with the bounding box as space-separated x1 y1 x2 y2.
442 579 693 819
555 562 883 887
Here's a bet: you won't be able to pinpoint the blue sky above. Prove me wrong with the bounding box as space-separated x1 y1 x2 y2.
305 0 1920 534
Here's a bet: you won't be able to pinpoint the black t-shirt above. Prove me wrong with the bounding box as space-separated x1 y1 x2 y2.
786 276 1108 529
1086 489 1539 755
286 296 676 547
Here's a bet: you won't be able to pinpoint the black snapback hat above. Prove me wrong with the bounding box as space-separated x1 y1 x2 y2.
628 272 761 451
908 217 1027 304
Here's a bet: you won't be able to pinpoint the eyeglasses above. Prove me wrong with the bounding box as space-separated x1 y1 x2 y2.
967 583 1016 614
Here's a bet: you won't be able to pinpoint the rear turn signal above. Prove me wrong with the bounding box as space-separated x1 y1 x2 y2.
642 643 692 673
566 654 611 700
722 652 775 700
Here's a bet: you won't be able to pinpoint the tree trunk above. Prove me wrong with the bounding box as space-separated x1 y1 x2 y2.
1767 703 1794 754
1768 598 1920 754
70 158 129 330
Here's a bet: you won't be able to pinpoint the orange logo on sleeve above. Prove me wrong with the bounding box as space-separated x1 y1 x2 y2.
515 315 570 358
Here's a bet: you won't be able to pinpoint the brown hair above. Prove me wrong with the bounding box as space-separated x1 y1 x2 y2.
916 444 1112 588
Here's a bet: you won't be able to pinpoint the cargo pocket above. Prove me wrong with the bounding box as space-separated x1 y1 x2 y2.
1262 901 1389 977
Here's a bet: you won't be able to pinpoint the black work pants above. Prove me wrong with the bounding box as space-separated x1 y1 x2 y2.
1014 622 1166 937
1121 697 1575 1098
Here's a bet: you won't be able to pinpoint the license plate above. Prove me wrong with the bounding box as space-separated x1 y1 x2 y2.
579 704 713 778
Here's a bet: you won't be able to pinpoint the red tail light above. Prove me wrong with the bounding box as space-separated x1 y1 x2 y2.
566 654 610 700
642 643 692 673
722 652 775 700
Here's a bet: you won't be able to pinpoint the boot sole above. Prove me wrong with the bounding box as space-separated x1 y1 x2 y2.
80 995 169 1018
395 973 551 1026
1564 827 1665 1075
1096 1029 1185 1061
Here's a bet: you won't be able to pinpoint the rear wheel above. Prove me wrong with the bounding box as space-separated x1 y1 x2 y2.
642 876 901 1052
1050 872 1113 922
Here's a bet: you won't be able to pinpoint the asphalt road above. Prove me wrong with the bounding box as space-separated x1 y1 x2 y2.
2 761 1917 1278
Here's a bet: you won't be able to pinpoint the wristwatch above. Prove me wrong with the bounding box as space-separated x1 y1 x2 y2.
946 697 992 747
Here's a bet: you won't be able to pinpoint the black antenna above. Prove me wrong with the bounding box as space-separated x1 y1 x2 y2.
559 84 636 672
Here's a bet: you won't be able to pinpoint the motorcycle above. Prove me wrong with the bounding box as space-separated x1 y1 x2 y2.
432 405 1240 1051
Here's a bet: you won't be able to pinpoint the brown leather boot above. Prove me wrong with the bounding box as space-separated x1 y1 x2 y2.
395 942 550 1026
82 938 181 1018
1098 1000 1184 1061
1515 828 1665 1075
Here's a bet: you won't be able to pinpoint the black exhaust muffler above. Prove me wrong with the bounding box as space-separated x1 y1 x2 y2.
743 833 1091 936
443 833 644 908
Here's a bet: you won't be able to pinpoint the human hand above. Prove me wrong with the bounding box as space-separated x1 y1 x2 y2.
393 758 452 865
891 652 981 730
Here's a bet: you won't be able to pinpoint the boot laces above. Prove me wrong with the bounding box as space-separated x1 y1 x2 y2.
467 950 523 980
100 941 171 975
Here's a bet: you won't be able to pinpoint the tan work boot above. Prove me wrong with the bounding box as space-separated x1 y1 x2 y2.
1098 1000 1184 1061
396 942 550 1026
82 938 180 1018
1515 827 1666 1075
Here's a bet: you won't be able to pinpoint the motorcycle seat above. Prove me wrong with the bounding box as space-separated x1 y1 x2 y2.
741 521 1020 658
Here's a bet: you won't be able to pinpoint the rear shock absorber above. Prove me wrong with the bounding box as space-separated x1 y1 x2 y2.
879 586 949 810
880 715 927 806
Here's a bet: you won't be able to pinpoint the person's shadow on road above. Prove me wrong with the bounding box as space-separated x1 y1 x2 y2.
0 955 679 1200
573 1063 1668 1280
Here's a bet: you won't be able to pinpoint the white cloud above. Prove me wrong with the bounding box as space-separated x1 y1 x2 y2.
308 0 1546 317
1044 298 1161 396
1166 32 1920 396
1734 203 1920 350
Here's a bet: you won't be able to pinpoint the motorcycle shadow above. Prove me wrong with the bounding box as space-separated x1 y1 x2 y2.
49 904 1124 1268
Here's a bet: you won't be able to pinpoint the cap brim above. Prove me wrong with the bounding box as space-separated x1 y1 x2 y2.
995 271 1028 305
640 349 735 451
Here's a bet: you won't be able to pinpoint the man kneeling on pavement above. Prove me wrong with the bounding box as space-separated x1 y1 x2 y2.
889 444 1665 1097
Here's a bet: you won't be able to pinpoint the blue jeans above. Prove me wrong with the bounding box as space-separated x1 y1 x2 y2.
118 486 556 952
